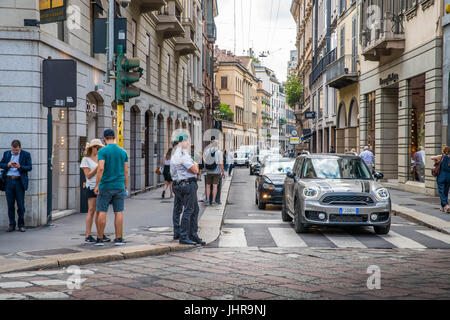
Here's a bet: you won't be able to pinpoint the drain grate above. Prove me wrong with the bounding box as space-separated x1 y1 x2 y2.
232 181 247 184
23 248 81 257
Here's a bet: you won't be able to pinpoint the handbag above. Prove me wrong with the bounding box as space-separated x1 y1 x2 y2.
155 167 162 175
432 155 442 177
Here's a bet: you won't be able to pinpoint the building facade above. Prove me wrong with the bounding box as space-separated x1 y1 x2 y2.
0 0 217 228
359 0 445 196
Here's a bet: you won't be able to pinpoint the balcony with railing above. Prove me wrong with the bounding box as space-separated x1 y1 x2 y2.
156 0 184 39
361 15 405 61
174 18 198 55
326 54 358 89
309 48 336 88
206 22 216 43
133 0 166 13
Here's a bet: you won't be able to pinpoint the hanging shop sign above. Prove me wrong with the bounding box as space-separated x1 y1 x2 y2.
40 0 67 25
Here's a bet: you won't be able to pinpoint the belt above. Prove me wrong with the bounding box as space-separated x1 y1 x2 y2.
174 177 197 186
6 176 20 180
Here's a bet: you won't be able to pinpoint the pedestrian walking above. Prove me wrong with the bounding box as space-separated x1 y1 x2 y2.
432 146 450 213
80 139 110 244
223 150 229 172
0 140 32 232
226 149 234 176
170 132 205 245
94 129 128 246
204 137 225 205
359 146 375 174
161 148 174 198
413 146 425 182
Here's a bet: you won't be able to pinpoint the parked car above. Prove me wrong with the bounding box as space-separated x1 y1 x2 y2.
282 154 390 234
234 151 250 167
255 158 295 209
249 155 263 175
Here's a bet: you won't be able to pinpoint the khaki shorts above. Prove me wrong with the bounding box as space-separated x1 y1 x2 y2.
206 174 221 185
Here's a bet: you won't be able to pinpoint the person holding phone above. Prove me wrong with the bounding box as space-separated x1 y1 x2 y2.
0 140 32 232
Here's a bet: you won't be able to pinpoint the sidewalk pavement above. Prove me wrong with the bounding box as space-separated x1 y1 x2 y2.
389 189 450 235
0 174 233 274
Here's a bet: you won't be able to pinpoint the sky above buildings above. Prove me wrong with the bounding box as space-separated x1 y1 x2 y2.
215 0 296 83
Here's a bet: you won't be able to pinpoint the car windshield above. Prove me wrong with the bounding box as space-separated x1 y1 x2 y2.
263 160 295 174
302 157 371 179
236 152 248 158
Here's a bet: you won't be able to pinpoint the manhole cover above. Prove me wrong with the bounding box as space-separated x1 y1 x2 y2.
23 248 81 257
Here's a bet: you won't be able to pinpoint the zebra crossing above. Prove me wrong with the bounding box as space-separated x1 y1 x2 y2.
0 269 95 300
214 219 450 249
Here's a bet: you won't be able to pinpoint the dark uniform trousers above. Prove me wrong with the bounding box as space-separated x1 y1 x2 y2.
176 181 200 240
172 184 183 237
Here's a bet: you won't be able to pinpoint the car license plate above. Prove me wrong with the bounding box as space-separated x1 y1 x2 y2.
275 188 283 192
339 208 359 214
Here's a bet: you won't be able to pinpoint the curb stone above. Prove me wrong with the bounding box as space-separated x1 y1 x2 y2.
392 203 450 235
0 174 233 274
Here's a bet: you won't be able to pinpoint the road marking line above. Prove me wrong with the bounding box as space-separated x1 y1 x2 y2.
224 219 289 224
25 291 70 299
1 272 37 278
416 230 450 245
268 228 308 247
0 293 26 300
0 281 32 289
219 228 247 247
322 233 367 248
379 230 427 249
31 280 67 287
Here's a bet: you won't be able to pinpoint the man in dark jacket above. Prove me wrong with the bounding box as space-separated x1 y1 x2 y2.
0 140 32 232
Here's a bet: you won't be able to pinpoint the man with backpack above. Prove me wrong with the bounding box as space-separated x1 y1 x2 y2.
203 136 225 205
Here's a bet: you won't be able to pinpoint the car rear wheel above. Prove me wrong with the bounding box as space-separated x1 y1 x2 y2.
293 199 308 233
281 194 292 222
374 224 390 235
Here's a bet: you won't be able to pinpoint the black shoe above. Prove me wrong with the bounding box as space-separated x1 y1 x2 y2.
18 227 26 232
102 235 111 242
191 236 206 246
173 234 180 240
114 238 126 246
7 226 15 232
95 238 104 246
179 238 197 245
162 190 165 198
85 235 96 243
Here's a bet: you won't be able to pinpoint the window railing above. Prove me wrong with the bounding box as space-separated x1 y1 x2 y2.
361 16 404 51
309 48 337 87
326 54 357 82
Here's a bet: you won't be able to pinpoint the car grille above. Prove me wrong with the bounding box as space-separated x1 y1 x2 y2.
329 214 368 223
321 195 374 206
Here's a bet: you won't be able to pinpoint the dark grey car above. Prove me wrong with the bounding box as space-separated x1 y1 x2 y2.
282 154 391 234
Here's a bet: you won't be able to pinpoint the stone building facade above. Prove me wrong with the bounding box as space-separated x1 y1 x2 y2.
0 0 217 228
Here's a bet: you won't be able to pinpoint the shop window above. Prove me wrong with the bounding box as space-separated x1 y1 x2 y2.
408 74 425 183
366 91 376 152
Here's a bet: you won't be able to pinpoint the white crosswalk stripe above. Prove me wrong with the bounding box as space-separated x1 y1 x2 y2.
219 228 247 247
379 230 427 249
416 230 450 244
268 228 308 247
224 219 289 224
322 233 367 248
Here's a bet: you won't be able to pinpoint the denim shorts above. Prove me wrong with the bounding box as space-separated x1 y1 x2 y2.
96 189 125 213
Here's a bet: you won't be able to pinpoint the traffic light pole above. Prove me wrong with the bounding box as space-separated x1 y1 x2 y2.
46 108 53 226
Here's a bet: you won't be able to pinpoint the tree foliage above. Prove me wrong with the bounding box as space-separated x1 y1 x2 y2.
285 75 303 106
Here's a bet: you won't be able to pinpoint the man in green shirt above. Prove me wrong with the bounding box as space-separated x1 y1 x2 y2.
94 129 128 246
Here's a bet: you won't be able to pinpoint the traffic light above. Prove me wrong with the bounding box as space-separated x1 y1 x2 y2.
116 45 143 102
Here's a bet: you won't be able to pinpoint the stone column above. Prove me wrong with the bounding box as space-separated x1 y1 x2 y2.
359 94 367 153
375 88 398 179
424 69 443 196
397 80 409 184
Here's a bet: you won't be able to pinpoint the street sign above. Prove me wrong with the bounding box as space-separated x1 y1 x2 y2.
40 0 67 25
305 111 316 119
291 129 298 136
93 18 127 54
43 59 77 108
290 137 300 145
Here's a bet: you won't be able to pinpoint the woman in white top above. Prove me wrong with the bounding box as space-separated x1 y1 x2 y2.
80 139 105 243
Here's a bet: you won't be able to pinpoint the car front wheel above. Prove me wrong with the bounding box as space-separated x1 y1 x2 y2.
293 199 308 233
257 196 266 210
374 224 390 235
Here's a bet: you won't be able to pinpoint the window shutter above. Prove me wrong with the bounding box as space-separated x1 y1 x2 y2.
340 26 345 57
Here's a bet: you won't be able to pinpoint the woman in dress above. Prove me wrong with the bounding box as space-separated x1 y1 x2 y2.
80 139 108 243
431 146 450 213
161 148 174 198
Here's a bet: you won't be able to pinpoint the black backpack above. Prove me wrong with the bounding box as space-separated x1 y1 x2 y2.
205 150 217 170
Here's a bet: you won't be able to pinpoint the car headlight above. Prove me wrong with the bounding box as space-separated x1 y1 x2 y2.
375 188 390 201
303 186 320 199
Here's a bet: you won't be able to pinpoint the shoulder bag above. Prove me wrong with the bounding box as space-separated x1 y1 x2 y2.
432 154 443 177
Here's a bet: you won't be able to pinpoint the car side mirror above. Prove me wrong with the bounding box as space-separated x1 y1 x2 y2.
286 171 296 179
373 172 384 180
